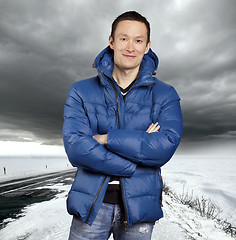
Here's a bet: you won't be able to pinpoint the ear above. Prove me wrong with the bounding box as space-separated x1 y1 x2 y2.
145 41 151 54
109 36 114 49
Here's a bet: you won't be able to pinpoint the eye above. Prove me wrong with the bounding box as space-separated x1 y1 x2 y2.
136 39 143 43
121 37 127 41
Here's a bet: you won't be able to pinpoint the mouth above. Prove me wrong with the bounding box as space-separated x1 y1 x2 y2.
123 54 136 59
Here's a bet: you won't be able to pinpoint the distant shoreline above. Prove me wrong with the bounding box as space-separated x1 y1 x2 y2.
0 167 75 183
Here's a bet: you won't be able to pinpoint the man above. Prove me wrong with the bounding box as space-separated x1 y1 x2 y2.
63 11 183 240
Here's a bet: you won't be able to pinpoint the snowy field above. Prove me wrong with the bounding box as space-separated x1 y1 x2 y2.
0 153 235 239
162 154 236 225
0 156 70 178
0 174 233 240
0 155 74 185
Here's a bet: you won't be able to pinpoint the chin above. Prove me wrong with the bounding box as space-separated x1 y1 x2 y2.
122 65 138 70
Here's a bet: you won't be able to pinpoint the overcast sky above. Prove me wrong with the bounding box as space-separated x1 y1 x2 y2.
0 0 235 148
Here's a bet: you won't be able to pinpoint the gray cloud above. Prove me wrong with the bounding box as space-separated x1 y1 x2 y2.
146 0 236 141
0 0 235 145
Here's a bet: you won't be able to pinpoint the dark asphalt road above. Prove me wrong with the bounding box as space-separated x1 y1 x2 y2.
0 169 76 229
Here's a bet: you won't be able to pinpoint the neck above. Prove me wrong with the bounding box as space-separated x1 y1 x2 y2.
112 64 139 89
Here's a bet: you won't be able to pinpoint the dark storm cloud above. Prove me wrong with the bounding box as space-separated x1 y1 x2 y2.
0 0 235 145
146 0 236 141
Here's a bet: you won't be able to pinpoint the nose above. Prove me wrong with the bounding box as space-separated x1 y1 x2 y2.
126 40 134 52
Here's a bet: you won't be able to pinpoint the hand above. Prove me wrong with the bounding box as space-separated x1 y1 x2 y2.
146 122 160 133
93 134 108 145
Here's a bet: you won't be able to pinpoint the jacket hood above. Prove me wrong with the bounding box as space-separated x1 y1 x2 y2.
93 46 159 84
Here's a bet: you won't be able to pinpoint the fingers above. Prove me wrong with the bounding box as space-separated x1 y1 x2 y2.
146 123 154 133
92 134 107 145
148 122 159 133
146 122 160 133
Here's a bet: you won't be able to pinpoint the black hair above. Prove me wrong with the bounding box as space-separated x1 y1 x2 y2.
111 11 150 44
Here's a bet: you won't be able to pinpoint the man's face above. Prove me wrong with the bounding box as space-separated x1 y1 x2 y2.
109 20 151 72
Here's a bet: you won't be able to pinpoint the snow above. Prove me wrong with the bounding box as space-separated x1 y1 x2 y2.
0 154 235 239
0 183 72 240
156 195 233 240
0 182 233 240
0 156 71 182
162 154 236 225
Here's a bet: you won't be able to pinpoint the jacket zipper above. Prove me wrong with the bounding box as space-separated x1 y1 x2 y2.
108 78 129 229
108 79 121 128
158 169 163 207
120 178 129 231
108 78 156 228
85 176 107 223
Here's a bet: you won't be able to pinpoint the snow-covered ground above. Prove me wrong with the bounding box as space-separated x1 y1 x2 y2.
0 156 72 182
0 153 235 239
0 182 72 240
0 179 233 240
162 154 236 225
0 156 69 175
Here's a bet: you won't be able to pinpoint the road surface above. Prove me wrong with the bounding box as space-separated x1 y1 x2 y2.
0 169 76 229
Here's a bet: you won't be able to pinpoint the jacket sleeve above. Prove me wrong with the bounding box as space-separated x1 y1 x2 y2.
107 86 183 168
62 83 137 176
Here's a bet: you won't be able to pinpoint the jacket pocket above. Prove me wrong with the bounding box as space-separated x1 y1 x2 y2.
157 169 163 207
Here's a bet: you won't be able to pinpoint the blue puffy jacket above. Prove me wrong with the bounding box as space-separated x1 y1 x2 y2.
62 46 183 227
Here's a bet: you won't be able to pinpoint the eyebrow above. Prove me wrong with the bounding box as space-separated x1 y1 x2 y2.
118 33 145 39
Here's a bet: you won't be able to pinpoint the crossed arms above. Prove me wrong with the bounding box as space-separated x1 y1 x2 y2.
63 83 183 177
93 122 160 144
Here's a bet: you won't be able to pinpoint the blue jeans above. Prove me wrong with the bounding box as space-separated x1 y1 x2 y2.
68 202 155 240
